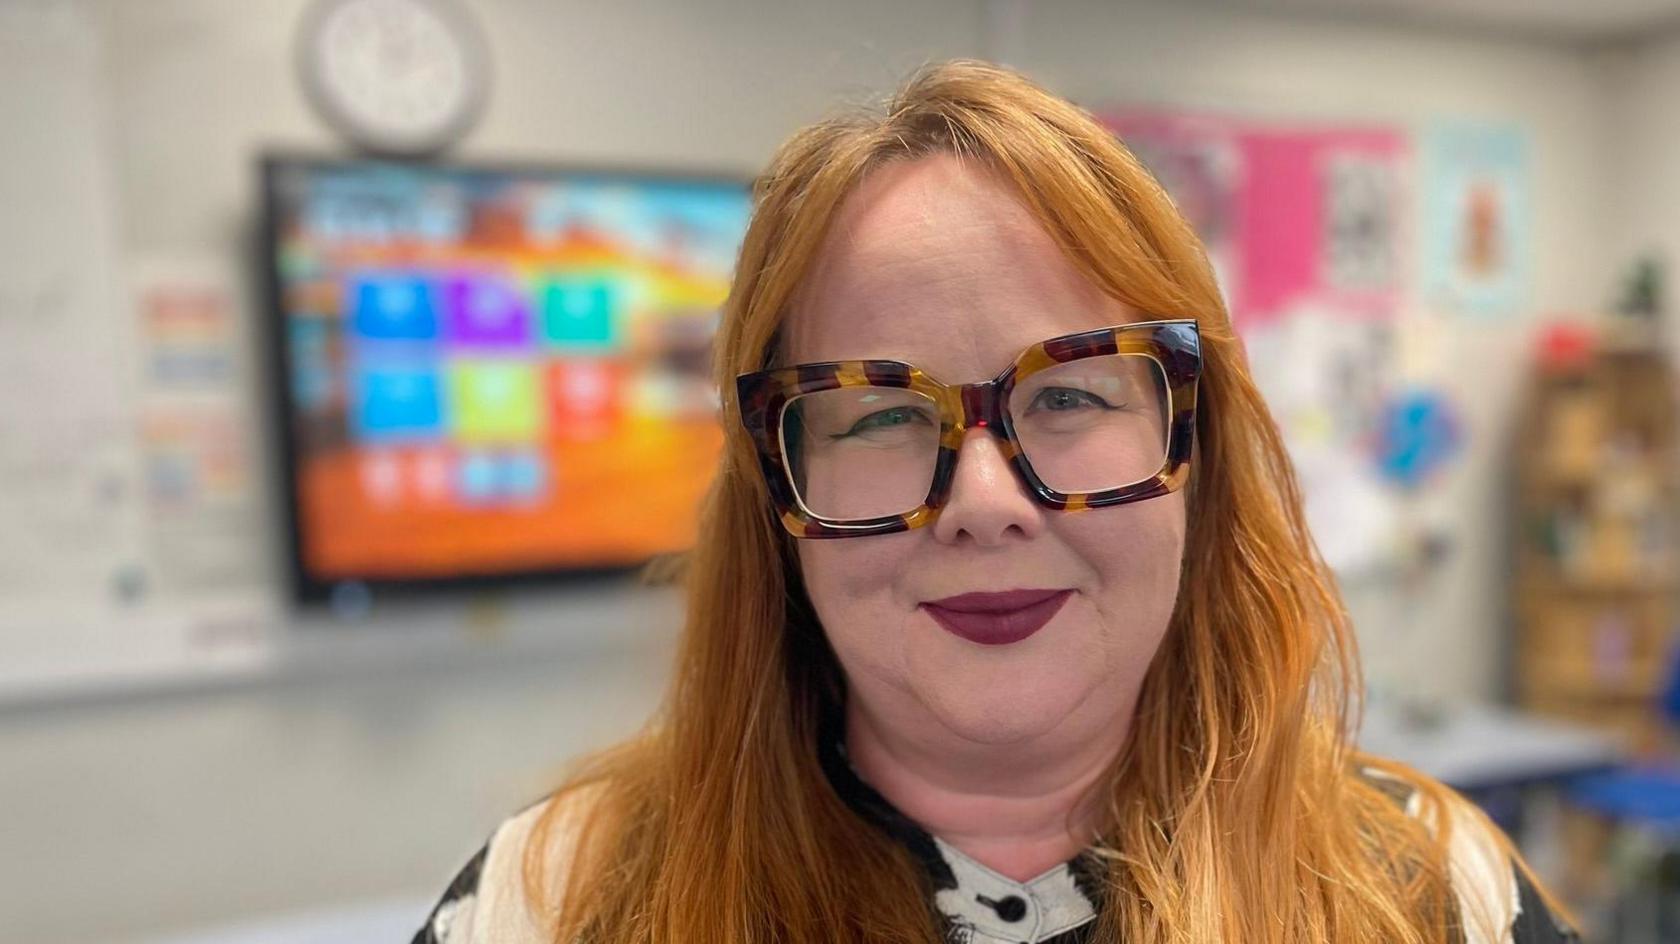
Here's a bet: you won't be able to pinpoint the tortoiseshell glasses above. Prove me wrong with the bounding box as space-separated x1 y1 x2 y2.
734 319 1201 539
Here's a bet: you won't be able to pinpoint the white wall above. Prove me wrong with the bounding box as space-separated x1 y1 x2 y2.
0 0 1638 941
1599 32 1680 357
1 622 673 943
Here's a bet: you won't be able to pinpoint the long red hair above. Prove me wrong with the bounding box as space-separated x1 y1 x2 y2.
523 59 1543 943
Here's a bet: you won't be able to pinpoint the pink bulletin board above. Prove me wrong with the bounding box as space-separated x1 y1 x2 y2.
1236 128 1406 327
1102 110 1407 332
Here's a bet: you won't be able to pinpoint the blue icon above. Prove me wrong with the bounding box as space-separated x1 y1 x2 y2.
351 274 438 341
504 452 548 501
449 451 550 505
353 364 443 440
458 452 500 503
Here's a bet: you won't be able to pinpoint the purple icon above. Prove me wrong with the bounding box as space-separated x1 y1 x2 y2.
442 273 532 348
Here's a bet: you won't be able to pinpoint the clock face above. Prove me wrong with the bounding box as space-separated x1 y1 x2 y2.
298 0 488 156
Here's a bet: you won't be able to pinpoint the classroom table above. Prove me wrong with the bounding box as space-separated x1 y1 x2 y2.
1357 700 1624 792
1358 698 1629 853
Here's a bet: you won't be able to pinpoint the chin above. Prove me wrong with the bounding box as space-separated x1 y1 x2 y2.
918 682 1088 746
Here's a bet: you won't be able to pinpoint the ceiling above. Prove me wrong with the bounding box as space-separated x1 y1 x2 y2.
1197 0 1680 44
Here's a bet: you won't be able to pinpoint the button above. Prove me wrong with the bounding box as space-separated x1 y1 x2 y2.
976 893 1028 922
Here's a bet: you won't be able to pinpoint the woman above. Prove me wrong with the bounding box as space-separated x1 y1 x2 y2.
413 60 1577 944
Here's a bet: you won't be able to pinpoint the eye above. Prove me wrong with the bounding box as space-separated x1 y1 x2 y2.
835 405 935 439
1028 387 1114 412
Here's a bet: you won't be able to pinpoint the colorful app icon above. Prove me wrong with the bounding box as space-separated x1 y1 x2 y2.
545 358 624 440
503 451 549 503
359 451 403 505
457 451 500 504
412 448 453 503
442 272 532 348
447 360 544 444
351 273 438 341
539 274 620 348
352 363 444 441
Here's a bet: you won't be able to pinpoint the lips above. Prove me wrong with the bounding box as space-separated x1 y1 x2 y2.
920 588 1073 646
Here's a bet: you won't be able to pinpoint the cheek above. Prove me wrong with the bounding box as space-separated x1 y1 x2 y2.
795 535 916 656
1060 492 1187 640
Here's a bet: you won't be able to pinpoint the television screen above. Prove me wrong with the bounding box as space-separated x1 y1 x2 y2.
261 156 752 602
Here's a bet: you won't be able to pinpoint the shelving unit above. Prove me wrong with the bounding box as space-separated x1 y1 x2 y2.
1513 324 1680 752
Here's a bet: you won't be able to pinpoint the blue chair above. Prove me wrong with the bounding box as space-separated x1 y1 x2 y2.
1665 639 1680 726
1568 768 1680 833
1564 643 1680 941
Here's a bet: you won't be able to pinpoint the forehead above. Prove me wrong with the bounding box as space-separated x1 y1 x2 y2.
782 153 1136 383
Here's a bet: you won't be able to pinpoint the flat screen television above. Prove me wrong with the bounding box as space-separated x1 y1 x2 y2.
260 155 753 604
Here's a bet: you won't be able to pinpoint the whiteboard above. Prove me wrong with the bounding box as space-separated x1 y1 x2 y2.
0 2 275 702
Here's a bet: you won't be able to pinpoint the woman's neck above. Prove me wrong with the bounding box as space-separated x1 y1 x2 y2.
843 697 1126 883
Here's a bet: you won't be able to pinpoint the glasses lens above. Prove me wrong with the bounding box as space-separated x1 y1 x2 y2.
780 386 940 521
1006 353 1170 494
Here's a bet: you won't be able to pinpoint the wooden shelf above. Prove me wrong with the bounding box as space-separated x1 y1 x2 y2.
1518 659 1666 700
1517 574 1679 595
1512 337 1678 745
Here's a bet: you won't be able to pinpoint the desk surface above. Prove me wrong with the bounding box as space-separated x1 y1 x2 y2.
1358 701 1624 791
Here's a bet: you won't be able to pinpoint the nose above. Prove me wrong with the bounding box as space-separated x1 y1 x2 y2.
929 425 1047 546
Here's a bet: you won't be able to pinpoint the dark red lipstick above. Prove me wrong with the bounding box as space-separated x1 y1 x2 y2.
920 588 1073 646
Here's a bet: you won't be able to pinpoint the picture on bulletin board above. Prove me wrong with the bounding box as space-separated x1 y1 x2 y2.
260 156 753 603
1421 123 1530 319
1323 149 1402 297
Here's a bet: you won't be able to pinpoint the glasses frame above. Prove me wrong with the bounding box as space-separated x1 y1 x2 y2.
734 319 1201 539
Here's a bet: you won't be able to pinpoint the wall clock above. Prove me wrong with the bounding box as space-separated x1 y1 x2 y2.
296 0 490 157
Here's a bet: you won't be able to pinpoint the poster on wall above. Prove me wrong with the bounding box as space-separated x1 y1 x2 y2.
1323 148 1405 298
1420 123 1530 319
131 258 265 598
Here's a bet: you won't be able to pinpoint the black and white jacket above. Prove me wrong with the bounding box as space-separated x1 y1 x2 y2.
413 731 1578 944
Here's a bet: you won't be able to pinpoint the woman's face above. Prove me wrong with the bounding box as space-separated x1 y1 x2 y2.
783 154 1187 749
